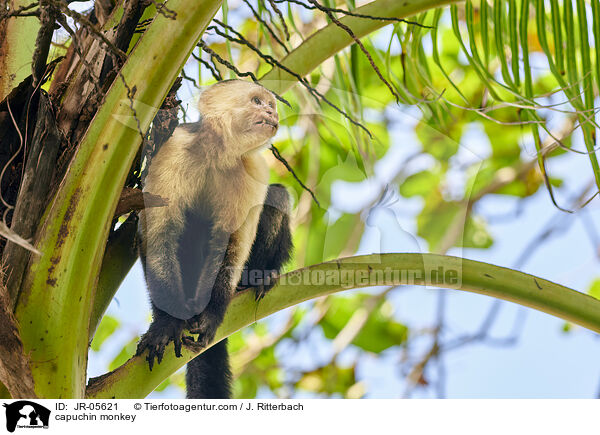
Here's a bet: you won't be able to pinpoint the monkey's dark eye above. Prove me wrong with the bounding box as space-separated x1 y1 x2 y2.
252 96 261 105
269 102 275 109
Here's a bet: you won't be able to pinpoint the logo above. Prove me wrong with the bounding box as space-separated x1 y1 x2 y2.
3 401 50 432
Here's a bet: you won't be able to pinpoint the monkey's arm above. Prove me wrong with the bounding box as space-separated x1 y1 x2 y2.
238 183 293 299
136 265 186 368
136 215 188 369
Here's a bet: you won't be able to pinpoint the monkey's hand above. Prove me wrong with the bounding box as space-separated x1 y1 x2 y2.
185 312 220 349
236 270 279 300
254 269 279 301
136 316 188 371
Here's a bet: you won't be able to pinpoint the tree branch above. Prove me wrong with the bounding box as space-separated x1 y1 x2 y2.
113 188 167 218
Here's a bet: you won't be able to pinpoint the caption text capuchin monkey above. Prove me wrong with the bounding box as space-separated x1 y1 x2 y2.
137 80 293 398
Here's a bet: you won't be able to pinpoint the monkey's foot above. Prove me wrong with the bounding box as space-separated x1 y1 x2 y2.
186 312 220 349
136 316 188 371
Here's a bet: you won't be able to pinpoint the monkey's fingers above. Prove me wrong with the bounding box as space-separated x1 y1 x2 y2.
148 341 166 369
182 335 204 352
135 334 152 356
254 271 279 301
173 333 183 358
187 313 207 334
181 334 195 345
137 318 186 370
187 315 218 349
145 344 162 371
254 285 267 301
136 337 157 370
156 343 165 364
188 322 211 336
146 354 155 372
198 334 213 349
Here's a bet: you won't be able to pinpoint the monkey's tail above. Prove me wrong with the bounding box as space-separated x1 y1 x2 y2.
185 339 232 399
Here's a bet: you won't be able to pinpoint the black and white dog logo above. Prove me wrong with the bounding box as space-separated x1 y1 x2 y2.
3 401 50 432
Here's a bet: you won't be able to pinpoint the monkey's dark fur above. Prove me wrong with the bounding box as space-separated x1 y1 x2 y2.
186 184 292 398
135 80 292 398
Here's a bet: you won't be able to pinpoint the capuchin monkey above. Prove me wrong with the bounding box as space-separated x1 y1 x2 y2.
136 80 293 398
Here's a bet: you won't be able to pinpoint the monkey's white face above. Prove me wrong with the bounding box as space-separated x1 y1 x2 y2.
199 81 278 154
234 87 279 152
247 94 279 135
